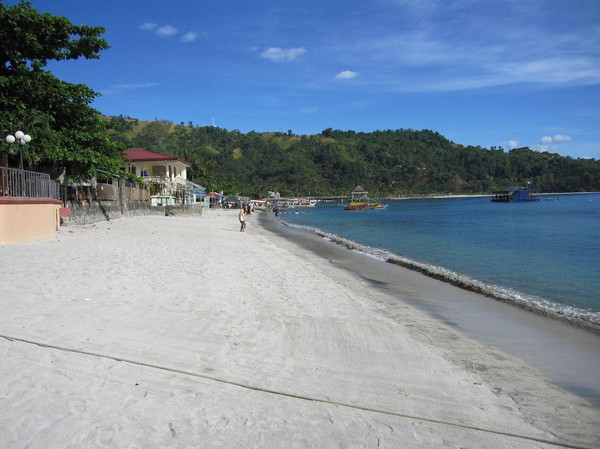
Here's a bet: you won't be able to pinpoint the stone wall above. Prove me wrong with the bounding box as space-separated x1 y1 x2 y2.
65 199 203 226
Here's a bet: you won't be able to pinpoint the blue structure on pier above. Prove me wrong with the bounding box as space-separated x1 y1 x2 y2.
491 187 540 203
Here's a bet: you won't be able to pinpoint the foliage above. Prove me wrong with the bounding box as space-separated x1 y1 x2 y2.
107 119 600 196
0 1 123 178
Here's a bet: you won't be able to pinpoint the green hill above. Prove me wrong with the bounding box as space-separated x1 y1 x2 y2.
105 116 600 197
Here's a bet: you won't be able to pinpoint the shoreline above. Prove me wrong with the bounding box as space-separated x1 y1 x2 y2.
321 228 600 333
263 210 600 405
277 212 600 333
1 211 598 448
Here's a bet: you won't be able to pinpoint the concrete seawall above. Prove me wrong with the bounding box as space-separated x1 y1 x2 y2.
65 200 203 225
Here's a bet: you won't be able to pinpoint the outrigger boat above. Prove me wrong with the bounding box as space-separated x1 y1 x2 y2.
344 201 388 210
344 185 388 210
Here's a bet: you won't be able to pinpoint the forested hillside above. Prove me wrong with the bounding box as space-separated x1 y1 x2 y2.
107 116 600 197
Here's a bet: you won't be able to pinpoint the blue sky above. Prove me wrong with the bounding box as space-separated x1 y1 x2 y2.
11 0 600 158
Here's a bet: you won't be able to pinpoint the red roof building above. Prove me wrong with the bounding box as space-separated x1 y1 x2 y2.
122 149 191 183
124 149 191 165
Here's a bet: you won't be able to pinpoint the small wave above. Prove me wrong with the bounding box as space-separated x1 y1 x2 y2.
281 220 600 333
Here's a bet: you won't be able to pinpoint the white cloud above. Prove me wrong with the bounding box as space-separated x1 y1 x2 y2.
553 134 572 142
140 22 157 31
102 82 161 95
537 134 574 152
299 106 318 114
156 25 178 38
331 1 600 93
141 23 201 43
260 47 306 62
181 32 198 43
540 134 573 145
507 140 518 149
336 70 359 80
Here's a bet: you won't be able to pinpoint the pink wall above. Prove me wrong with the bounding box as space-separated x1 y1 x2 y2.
0 198 62 244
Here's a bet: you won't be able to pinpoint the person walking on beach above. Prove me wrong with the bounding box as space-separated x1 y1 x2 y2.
239 207 246 232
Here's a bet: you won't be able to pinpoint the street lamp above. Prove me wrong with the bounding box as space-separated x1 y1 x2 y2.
5 130 32 170
5 131 31 196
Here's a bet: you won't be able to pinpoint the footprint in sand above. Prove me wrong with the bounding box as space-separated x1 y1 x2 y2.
68 398 87 416
210 417 229 432
94 426 117 447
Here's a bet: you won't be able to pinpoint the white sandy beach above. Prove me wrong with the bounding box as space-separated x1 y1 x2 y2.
0 210 598 448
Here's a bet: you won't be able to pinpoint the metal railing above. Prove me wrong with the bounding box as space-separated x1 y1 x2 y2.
1 166 60 200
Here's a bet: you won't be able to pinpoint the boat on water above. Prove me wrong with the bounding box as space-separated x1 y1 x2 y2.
491 187 540 203
344 201 368 210
343 184 388 210
344 201 388 210
272 198 318 208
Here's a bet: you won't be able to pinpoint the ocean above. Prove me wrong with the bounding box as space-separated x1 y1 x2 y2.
278 193 600 329
267 193 600 404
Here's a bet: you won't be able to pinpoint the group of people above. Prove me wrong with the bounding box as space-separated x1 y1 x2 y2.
238 202 254 232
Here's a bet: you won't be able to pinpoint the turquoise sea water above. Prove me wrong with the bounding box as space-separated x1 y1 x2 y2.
279 193 600 327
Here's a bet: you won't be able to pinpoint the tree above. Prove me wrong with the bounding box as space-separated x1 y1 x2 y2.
131 120 172 150
106 118 600 196
0 1 122 178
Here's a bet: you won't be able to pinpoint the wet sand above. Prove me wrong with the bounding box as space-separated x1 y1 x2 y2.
264 213 600 405
0 210 598 448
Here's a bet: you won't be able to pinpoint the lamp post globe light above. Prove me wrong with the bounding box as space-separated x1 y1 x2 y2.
5 130 32 170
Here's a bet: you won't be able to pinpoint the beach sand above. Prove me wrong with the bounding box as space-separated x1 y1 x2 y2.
0 210 598 448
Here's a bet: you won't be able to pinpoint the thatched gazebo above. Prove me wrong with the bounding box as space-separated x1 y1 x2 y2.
351 185 368 201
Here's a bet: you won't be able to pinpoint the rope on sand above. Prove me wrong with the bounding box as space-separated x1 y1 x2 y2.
1 333 592 449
